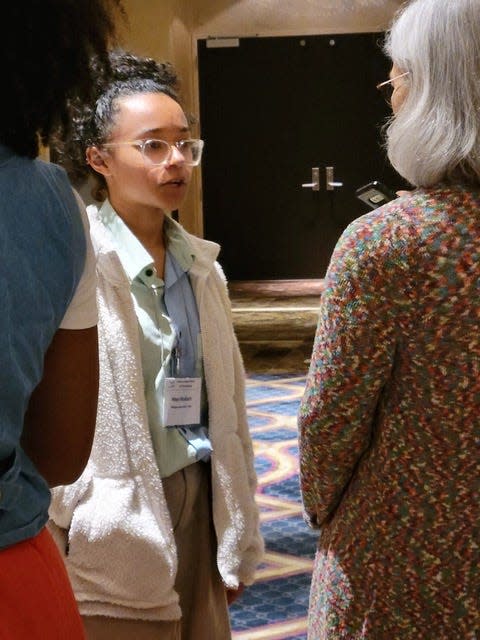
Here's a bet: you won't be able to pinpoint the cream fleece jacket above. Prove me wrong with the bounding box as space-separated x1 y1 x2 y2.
49 208 264 621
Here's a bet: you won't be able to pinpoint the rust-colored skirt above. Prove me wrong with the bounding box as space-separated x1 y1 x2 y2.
0 527 85 640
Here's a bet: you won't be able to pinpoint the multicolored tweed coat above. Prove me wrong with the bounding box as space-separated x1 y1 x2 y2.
299 186 480 639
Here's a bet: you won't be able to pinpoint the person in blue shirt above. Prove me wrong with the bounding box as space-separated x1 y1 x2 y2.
50 50 263 640
0 2 124 639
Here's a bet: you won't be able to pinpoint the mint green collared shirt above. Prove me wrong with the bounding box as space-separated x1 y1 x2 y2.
98 200 210 478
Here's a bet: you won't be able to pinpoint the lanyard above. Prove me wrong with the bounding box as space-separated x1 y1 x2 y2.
150 284 179 377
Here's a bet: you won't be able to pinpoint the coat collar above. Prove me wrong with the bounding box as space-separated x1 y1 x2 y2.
87 203 221 285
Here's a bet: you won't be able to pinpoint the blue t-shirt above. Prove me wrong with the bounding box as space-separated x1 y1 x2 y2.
0 144 86 549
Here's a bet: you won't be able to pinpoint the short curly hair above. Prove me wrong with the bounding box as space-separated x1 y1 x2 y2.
53 50 182 200
0 0 124 158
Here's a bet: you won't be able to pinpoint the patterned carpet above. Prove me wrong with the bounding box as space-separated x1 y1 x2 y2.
230 374 318 639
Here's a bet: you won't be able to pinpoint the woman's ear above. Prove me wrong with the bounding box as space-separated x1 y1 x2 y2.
86 146 111 177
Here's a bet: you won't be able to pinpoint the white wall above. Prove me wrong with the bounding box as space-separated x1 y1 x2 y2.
192 0 403 37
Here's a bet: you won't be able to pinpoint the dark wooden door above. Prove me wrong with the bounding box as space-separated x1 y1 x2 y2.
198 34 404 279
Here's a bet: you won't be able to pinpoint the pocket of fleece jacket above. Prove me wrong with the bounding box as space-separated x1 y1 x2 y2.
49 467 93 530
65 476 178 609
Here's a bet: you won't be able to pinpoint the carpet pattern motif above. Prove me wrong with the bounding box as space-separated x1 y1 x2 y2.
230 374 318 639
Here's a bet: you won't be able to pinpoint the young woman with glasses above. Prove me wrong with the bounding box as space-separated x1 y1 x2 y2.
49 51 263 640
299 0 480 637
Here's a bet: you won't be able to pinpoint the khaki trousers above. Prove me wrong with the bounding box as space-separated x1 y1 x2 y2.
83 462 231 640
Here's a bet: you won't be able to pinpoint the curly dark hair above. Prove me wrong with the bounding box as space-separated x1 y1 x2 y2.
0 0 125 158
53 50 181 200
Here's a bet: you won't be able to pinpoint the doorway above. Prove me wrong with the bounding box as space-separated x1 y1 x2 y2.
198 33 404 280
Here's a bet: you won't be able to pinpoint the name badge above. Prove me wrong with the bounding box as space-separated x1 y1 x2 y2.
164 377 201 427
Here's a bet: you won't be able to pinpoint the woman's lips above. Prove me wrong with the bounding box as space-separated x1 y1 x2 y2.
161 178 186 187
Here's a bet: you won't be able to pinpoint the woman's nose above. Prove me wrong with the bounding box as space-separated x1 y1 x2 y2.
165 144 185 166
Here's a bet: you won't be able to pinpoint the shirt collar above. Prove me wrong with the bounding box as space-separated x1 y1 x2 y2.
164 216 195 273
98 200 196 285
98 199 153 283
0 144 15 164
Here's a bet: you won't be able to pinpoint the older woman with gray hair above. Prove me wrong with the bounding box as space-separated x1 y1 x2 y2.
298 0 480 638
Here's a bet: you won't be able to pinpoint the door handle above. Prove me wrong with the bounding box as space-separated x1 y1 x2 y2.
326 166 343 191
301 167 319 191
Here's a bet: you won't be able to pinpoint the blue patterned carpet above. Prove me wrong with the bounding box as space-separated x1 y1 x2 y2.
230 374 319 640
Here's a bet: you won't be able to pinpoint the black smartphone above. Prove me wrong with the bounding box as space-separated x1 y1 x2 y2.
355 181 397 209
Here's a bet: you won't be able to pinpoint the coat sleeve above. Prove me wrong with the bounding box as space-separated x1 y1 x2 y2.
213 262 264 581
231 334 265 581
298 213 405 528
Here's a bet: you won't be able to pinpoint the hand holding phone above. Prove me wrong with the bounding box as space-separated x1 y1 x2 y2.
355 181 397 209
